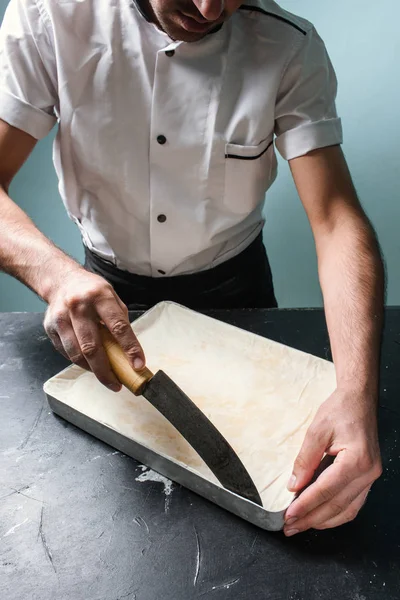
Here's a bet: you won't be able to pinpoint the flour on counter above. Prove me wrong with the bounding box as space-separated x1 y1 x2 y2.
135 466 174 512
3 518 29 538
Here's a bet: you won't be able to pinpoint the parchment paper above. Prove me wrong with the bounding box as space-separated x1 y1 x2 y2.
44 301 336 512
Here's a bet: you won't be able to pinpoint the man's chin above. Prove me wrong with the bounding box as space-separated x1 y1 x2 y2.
174 30 209 42
161 15 215 42
164 26 211 42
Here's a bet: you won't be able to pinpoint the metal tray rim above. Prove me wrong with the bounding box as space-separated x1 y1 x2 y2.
45 392 285 531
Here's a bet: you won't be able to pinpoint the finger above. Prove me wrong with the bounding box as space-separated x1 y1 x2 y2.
285 477 370 534
288 423 332 492
115 296 129 317
69 310 122 391
47 329 70 361
45 314 90 370
314 486 370 530
286 450 357 521
98 296 145 369
58 327 90 371
44 315 73 362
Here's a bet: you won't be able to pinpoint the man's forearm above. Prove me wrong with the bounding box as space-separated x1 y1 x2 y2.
286 147 383 533
317 212 384 397
0 186 83 302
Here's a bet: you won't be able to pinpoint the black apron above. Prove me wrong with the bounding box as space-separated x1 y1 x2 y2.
84 233 277 311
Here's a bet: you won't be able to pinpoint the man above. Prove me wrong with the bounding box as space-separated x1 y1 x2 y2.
0 0 383 536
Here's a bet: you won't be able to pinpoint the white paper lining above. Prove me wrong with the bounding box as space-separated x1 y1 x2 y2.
44 301 336 512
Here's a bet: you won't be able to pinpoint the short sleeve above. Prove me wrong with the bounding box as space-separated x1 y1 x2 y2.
274 27 343 161
0 0 57 139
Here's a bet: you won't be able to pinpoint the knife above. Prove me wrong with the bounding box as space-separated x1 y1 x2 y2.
101 328 262 506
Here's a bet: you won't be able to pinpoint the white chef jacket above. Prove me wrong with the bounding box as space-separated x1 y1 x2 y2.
0 0 342 276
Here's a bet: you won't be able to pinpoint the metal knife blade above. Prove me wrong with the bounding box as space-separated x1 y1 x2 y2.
142 370 262 505
101 327 262 506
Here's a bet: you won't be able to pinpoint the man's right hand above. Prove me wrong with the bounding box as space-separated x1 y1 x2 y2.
43 267 145 391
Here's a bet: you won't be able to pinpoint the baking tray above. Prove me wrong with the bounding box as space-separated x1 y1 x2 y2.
46 394 284 530
44 301 336 531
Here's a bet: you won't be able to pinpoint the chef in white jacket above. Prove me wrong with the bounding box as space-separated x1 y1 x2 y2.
0 0 383 535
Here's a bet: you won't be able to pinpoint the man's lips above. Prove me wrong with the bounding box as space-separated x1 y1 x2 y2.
177 10 219 32
181 11 210 24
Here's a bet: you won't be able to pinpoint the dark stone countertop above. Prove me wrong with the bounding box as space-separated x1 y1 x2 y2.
0 308 399 600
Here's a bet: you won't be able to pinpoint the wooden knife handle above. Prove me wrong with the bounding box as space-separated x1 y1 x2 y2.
100 327 154 396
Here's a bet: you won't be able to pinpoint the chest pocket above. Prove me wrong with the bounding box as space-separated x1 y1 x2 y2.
224 137 276 214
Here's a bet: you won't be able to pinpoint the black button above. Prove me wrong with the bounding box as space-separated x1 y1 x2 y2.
158 269 166 275
157 214 167 223
157 135 167 145
165 50 175 57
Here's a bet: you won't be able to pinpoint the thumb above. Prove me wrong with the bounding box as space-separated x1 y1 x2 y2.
288 426 330 492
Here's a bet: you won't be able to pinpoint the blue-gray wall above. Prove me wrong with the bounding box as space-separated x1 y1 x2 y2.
265 0 400 307
0 0 399 311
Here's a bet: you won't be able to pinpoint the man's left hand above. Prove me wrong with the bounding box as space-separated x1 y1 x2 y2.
283 389 382 536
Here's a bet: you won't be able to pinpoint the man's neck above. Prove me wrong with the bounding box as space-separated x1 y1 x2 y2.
133 0 224 38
